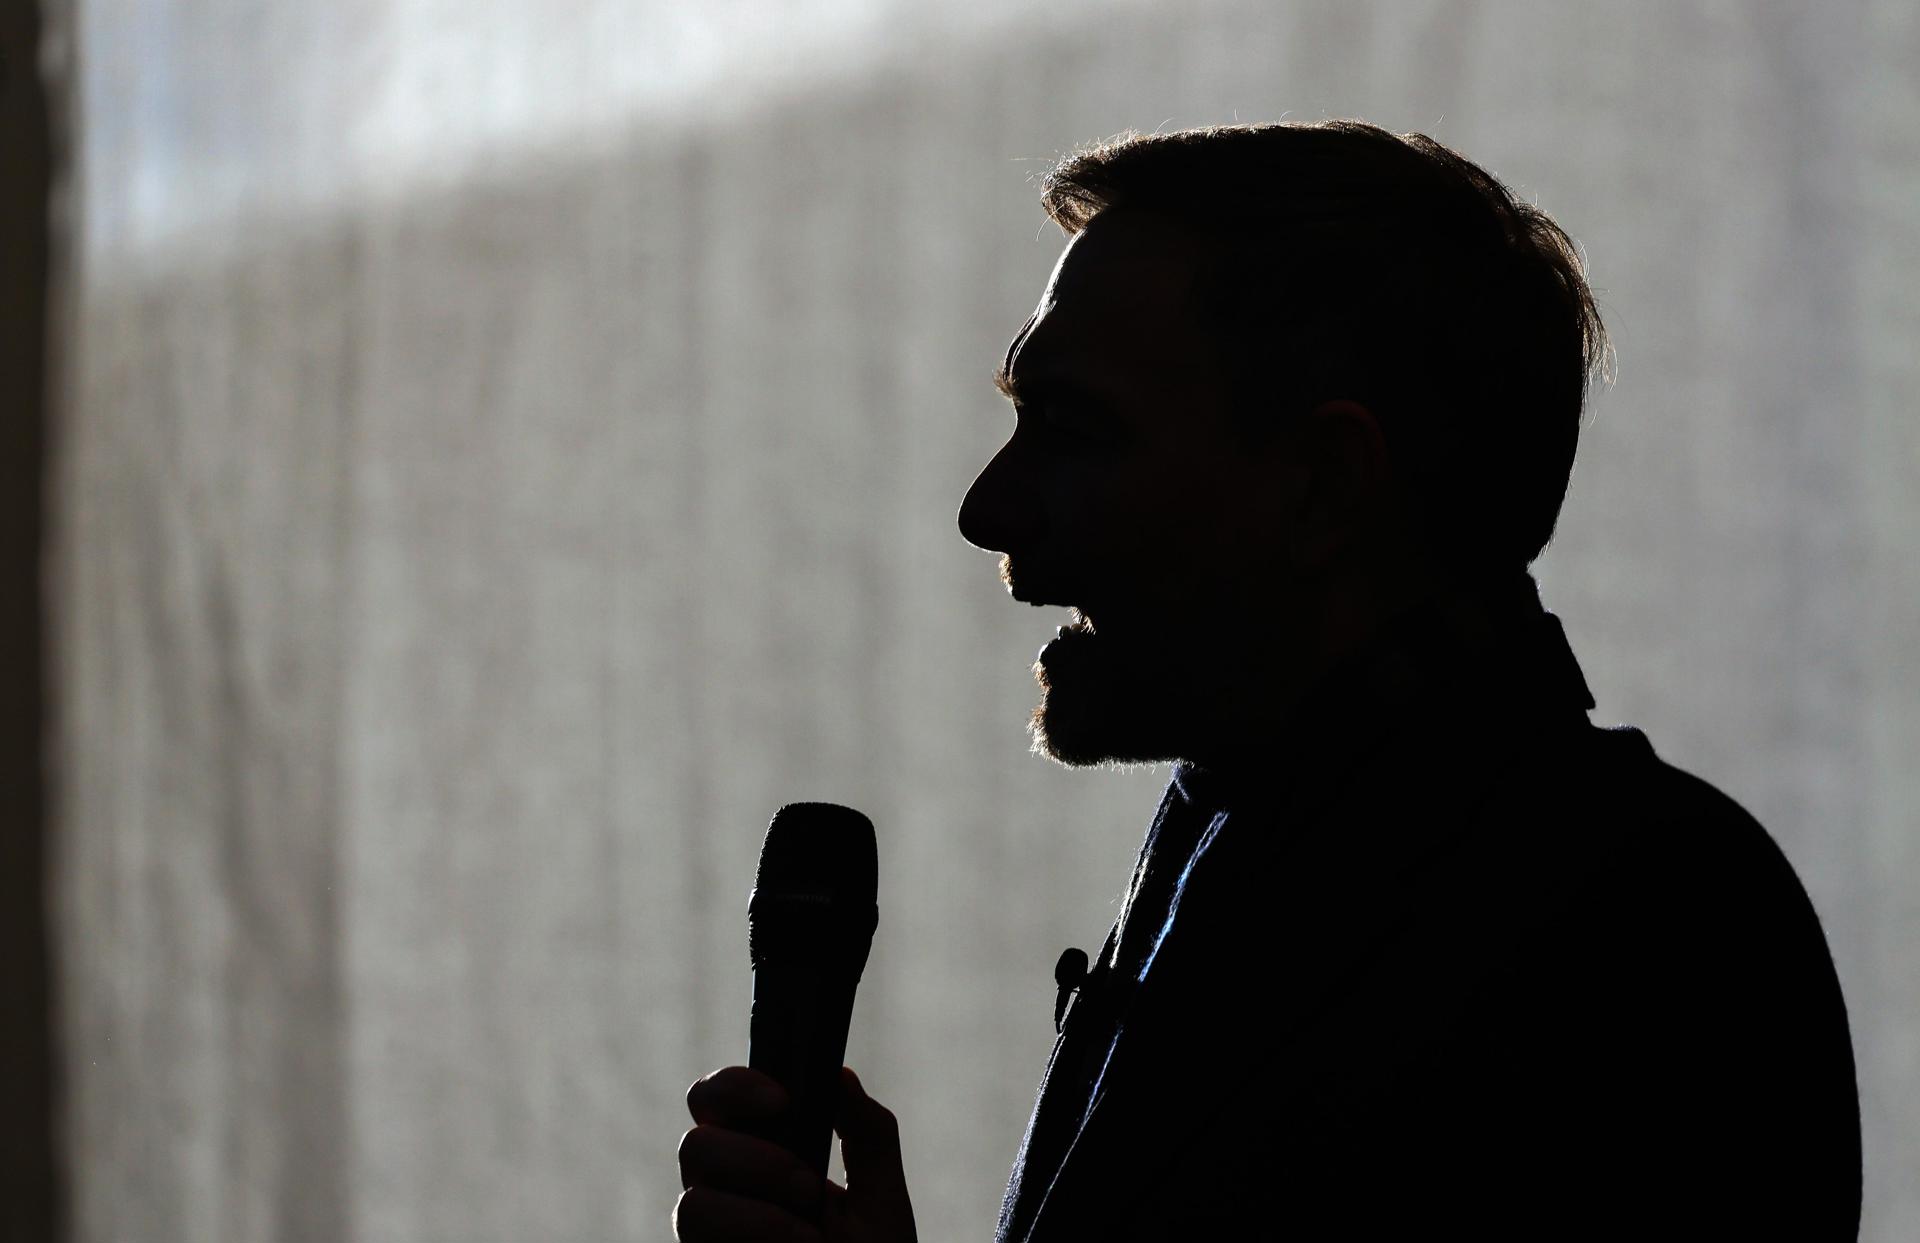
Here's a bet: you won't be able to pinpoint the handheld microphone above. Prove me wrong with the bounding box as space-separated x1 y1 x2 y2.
747 802 879 1190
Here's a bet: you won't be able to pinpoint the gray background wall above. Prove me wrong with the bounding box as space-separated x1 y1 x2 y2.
49 2 1917 1239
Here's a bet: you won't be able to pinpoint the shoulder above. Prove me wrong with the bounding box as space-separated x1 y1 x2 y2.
1504 723 1843 1025
1490 723 1862 1233
1550 724 1831 953
1117 721 1860 1237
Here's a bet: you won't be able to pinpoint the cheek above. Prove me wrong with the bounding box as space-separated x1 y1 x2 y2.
1049 447 1260 598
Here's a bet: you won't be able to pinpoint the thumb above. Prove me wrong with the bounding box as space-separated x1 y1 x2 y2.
833 1067 905 1191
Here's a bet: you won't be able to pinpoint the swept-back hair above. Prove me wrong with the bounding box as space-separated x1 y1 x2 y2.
1040 120 1612 570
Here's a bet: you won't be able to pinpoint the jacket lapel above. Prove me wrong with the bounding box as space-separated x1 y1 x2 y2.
995 920 1121 1243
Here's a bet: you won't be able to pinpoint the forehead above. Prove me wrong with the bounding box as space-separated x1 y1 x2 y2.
1004 211 1210 399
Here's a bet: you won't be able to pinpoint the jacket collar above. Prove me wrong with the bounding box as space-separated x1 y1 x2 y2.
1172 571 1594 813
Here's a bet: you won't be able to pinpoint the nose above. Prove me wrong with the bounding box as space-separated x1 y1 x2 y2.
957 436 1043 554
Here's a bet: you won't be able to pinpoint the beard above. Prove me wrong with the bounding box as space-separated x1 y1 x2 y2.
1027 622 1192 768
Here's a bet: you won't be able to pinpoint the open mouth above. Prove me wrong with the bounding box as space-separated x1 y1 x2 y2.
1037 607 1100 671
1052 606 1097 642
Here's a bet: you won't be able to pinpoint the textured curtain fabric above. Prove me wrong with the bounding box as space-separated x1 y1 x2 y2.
48 2 1917 1240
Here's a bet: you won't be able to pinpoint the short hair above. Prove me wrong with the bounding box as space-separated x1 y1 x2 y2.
1038 120 1611 571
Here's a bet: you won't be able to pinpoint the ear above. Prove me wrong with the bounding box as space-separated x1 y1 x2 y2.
1287 399 1392 571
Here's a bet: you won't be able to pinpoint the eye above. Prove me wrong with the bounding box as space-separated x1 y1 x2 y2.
1010 401 1067 435
1039 402 1099 440
1011 395 1120 453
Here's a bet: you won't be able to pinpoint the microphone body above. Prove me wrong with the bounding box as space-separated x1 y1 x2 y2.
749 963 861 1177
747 803 879 1187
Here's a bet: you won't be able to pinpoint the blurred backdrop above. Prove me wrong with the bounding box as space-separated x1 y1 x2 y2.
28 1 1918 1240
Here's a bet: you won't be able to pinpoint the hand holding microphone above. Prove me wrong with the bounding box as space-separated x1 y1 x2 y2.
674 804 917 1243
677 1064 914 1243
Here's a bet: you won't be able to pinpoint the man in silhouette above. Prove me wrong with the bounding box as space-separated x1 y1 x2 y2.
675 121 1860 1241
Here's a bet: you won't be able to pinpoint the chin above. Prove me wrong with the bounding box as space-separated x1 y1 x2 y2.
1030 704 1123 768
1027 652 1182 769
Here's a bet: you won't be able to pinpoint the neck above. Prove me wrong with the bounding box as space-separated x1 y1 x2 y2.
1184 563 1541 773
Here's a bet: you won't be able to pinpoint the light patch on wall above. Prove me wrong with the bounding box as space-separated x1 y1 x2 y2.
71 0 1155 278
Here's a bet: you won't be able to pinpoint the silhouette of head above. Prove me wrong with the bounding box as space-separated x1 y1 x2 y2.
958 121 1610 769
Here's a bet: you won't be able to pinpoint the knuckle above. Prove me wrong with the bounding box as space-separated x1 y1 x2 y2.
670 1186 702 1238
687 1067 743 1119
687 1066 787 1129
676 1125 705 1171
672 1185 730 1241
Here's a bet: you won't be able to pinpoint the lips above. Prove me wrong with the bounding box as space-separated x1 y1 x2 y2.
1037 605 1097 643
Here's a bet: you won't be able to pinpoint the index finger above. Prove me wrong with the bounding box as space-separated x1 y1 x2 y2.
686 1066 791 1127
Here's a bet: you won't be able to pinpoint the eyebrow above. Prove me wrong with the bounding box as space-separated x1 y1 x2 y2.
995 314 1037 404
992 318 1121 411
993 362 1024 403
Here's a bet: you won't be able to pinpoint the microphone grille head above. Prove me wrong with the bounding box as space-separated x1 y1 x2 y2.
749 803 879 971
753 802 877 898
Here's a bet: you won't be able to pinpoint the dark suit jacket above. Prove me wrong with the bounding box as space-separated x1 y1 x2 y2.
996 593 1860 1241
